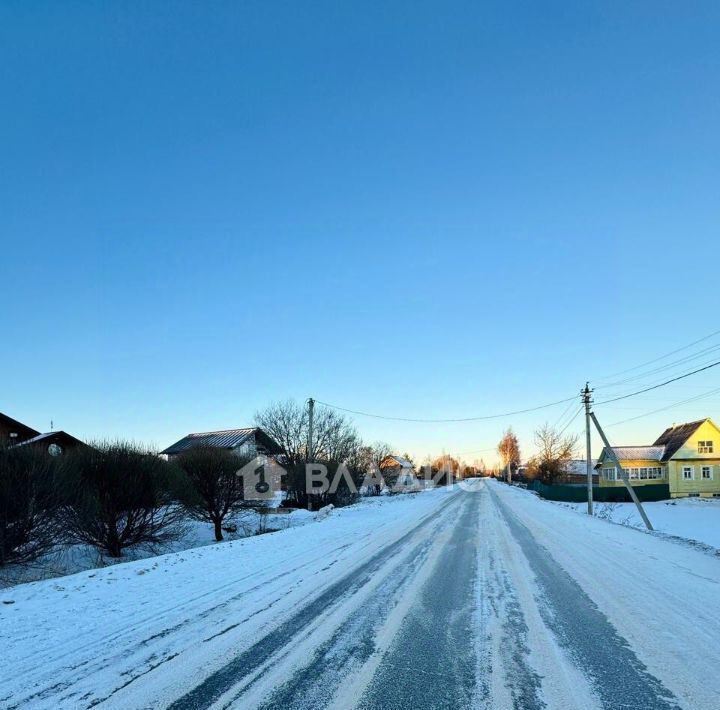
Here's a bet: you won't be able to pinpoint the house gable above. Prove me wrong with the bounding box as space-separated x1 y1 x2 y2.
662 419 720 461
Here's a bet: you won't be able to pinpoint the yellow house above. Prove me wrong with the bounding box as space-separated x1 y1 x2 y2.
596 418 720 499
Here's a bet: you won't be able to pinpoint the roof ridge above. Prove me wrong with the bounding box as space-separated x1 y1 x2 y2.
188 427 257 436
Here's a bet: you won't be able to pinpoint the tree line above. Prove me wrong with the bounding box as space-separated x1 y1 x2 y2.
496 424 579 484
0 399 424 569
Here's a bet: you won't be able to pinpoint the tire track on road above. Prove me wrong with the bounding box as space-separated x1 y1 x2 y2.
491 487 680 710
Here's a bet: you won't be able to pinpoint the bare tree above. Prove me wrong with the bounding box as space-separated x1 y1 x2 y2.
255 399 361 465
497 428 521 482
526 424 578 485
62 442 185 558
0 446 68 566
175 446 250 541
255 400 363 509
254 400 307 464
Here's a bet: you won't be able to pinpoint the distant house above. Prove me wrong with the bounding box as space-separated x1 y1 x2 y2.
1 411 86 456
160 427 282 461
379 455 417 490
14 431 88 456
596 418 720 498
559 459 598 484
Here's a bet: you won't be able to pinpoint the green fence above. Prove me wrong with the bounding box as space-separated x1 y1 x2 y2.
528 480 670 503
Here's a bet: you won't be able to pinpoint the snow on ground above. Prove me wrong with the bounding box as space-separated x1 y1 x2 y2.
0 502 315 588
541 492 720 549
1 487 454 707
4 481 720 709
491 480 720 710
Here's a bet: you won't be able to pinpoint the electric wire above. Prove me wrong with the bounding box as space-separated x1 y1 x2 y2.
314 395 578 423
593 359 720 406
594 328 720 383
605 386 720 427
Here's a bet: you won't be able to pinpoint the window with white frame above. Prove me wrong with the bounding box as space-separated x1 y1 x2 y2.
683 466 694 480
630 468 639 479
639 467 648 479
698 440 714 454
603 467 616 481
702 466 713 480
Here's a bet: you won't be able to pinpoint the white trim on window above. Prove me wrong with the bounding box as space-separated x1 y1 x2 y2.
698 440 714 454
702 465 713 480
683 466 694 480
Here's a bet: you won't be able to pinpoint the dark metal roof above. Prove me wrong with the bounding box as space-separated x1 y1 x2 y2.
160 427 281 456
653 419 708 461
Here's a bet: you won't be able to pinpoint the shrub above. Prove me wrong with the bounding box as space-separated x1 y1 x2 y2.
0 445 68 566
175 446 249 541
62 441 185 558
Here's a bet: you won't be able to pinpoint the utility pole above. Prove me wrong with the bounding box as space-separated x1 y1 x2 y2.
589 411 653 531
307 397 315 462
306 397 315 512
582 383 593 516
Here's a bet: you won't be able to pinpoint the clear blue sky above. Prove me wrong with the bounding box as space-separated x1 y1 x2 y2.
2 1 719 463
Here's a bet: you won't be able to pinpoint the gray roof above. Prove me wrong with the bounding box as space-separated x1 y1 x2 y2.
598 446 665 464
160 427 281 456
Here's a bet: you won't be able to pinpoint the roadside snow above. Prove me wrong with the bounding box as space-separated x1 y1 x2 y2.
1 488 454 708
546 495 720 550
0 505 316 588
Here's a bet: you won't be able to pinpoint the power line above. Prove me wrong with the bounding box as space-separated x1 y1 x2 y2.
558 405 583 437
314 395 577 423
595 343 720 390
594 359 720 406
605 386 720 427
552 398 578 429
595 328 720 383
592 352 720 402
315 336 720 428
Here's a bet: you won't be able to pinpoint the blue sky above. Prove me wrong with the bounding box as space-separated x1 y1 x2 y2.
2 1 719 463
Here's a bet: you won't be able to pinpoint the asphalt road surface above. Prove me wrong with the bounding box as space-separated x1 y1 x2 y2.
6 479 719 709
167 483 681 710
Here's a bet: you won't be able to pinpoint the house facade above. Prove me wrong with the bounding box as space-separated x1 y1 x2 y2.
596 418 720 498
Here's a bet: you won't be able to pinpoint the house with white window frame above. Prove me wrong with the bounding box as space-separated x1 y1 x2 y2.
596 418 720 499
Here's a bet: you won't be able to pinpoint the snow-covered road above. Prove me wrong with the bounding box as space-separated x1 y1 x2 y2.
3 479 719 709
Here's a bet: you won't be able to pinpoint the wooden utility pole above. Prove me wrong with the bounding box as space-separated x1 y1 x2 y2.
589 411 653 530
583 383 593 516
306 397 315 511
